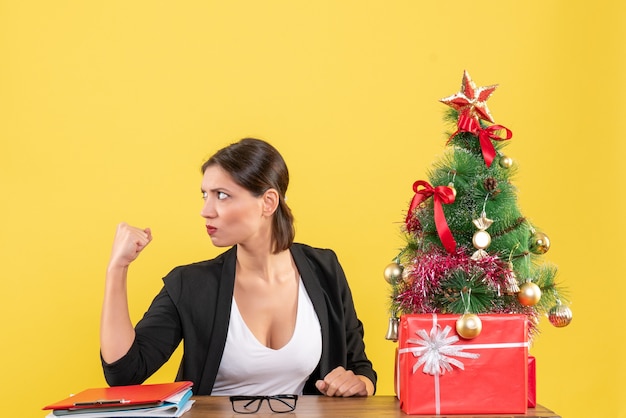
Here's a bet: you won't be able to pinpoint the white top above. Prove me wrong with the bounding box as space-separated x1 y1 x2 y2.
211 278 322 396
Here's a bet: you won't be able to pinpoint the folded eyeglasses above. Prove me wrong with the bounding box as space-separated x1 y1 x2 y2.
229 394 298 414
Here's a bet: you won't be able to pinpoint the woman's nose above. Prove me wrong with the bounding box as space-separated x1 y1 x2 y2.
200 198 216 218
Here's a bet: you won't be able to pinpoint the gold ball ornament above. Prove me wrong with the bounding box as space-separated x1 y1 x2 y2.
383 262 404 284
456 314 482 339
548 304 573 327
518 281 542 306
499 155 513 169
529 231 551 254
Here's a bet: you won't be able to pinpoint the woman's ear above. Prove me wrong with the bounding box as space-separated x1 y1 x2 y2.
262 188 280 216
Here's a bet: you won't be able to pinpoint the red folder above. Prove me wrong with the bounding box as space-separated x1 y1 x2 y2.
42 381 193 412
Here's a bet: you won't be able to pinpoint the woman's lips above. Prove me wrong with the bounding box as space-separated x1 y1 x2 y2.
206 225 217 235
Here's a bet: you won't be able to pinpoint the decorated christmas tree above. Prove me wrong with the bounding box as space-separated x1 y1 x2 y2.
384 71 572 342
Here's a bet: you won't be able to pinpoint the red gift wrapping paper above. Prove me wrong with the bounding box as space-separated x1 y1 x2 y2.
396 348 536 406
528 356 537 407
397 314 528 415
394 346 399 398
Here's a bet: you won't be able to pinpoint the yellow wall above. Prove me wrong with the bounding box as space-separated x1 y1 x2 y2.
1 2 624 417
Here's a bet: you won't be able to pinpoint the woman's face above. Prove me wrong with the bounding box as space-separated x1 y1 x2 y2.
200 165 270 248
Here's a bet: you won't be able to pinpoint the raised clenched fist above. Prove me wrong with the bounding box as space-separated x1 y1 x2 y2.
108 222 152 269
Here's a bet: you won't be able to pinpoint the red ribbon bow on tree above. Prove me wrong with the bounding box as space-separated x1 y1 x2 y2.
451 112 513 167
405 180 457 253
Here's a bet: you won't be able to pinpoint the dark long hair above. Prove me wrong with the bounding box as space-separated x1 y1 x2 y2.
201 138 295 253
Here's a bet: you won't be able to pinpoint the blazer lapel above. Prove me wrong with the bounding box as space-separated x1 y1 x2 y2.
291 244 330 375
197 246 237 394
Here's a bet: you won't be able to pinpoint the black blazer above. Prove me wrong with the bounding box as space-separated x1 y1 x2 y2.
102 243 377 395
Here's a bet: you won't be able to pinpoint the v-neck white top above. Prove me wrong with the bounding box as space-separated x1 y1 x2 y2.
211 279 322 396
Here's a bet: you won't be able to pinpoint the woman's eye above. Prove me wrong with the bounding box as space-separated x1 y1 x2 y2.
201 191 208 200
217 191 228 200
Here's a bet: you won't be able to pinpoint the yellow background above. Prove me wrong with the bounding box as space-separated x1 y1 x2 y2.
1 1 624 417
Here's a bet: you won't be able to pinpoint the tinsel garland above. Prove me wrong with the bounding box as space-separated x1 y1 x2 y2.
394 245 540 338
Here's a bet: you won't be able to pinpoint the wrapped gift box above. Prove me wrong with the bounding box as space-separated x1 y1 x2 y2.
397 313 528 415
395 347 536 407
528 356 537 407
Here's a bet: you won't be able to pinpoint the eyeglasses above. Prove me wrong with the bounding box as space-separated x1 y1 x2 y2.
229 394 298 414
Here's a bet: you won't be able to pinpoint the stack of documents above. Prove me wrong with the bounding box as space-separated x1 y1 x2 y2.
42 381 194 417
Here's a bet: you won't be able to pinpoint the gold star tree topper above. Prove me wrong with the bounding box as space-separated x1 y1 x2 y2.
440 70 498 123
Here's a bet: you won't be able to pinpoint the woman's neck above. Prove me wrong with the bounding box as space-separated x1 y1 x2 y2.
235 244 293 284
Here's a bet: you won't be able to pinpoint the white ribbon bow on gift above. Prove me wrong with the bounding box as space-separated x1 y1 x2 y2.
406 324 480 375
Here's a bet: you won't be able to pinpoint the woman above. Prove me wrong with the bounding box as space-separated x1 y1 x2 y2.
100 138 376 397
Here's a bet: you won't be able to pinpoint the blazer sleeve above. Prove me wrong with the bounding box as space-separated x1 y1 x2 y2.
101 278 184 386
299 245 377 393
331 251 378 389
